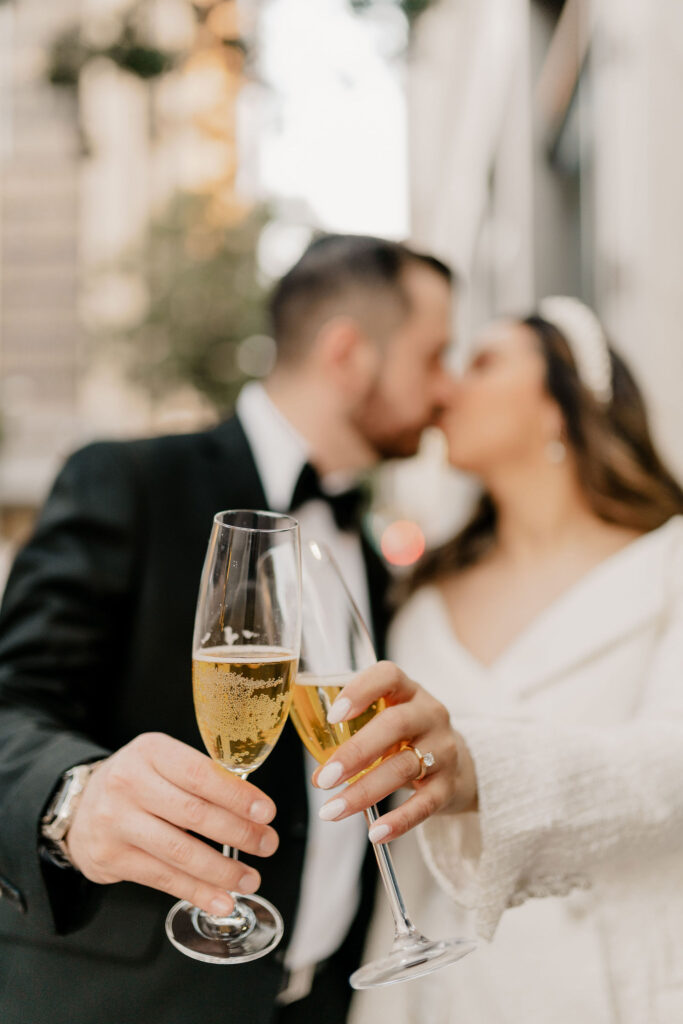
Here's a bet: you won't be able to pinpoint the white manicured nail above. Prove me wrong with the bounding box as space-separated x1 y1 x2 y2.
317 761 344 789
368 824 391 843
318 798 347 821
327 697 351 724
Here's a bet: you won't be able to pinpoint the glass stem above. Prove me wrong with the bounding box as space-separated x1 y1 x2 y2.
221 845 246 914
364 804 416 940
193 844 256 941
209 770 251 923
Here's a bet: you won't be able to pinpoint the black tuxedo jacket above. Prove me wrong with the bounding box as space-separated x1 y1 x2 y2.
0 417 390 1024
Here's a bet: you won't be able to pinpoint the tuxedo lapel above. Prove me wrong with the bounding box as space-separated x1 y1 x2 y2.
208 416 269 512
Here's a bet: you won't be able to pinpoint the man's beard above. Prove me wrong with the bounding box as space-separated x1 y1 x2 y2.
351 406 426 461
374 428 426 460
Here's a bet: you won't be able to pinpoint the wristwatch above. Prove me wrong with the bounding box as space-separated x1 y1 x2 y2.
41 760 106 868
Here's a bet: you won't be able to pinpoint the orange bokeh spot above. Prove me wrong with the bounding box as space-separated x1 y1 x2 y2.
381 520 426 567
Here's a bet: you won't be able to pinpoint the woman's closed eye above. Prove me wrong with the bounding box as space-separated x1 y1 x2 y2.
467 351 495 374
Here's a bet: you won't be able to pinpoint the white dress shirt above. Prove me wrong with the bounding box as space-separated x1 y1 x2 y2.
236 381 369 972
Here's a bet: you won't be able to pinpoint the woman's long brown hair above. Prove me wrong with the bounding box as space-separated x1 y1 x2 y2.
410 315 683 591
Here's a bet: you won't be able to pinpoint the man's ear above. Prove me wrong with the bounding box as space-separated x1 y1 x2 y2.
315 316 379 397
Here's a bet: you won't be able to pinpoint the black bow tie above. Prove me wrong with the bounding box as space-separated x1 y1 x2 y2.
289 462 368 532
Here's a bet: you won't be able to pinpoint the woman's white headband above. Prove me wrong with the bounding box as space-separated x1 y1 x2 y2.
538 296 613 404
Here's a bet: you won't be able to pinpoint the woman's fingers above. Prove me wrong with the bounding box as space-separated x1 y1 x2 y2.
365 781 453 843
304 661 479 843
312 706 421 790
319 767 453 844
326 661 418 724
311 671 479 836
317 746 440 821
312 689 442 790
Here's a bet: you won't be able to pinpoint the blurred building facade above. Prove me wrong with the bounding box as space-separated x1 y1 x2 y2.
0 1 83 530
1 0 683 562
0 0 256 546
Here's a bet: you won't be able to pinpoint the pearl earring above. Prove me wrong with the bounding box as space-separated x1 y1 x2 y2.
545 439 567 464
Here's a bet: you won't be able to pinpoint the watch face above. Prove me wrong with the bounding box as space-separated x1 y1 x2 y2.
51 786 71 817
43 793 72 840
43 820 69 841
42 771 81 840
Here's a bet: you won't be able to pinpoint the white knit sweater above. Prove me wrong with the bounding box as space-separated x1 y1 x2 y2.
352 517 683 1024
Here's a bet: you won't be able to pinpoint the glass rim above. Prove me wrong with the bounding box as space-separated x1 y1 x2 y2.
213 509 300 535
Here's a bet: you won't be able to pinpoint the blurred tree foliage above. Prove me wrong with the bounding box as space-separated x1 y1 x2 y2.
119 196 271 413
44 0 432 415
48 11 178 88
46 0 245 89
45 0 266 416
46 0 434 89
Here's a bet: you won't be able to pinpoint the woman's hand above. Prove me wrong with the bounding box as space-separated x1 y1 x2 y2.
311 661 478 843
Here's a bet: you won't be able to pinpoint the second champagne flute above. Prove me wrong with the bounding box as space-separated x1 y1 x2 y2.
290 539 475 989
166 510 301 965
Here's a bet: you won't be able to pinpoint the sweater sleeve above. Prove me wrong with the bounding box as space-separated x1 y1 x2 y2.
419 565 683 940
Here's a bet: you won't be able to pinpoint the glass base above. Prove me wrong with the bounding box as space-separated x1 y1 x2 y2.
165 894 284 965
349 933 476 990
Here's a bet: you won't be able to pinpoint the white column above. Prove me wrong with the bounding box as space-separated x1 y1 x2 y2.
408 0 534 342
592 0 683 476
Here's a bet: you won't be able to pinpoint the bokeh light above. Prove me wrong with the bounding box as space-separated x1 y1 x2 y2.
380 520 426 567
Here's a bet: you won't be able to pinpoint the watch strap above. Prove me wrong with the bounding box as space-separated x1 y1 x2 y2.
41 759 106 868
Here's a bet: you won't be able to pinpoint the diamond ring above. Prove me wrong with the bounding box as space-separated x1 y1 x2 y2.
407 745 436 782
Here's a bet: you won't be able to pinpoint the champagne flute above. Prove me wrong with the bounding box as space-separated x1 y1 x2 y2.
289 539 475 988
166 510 301 965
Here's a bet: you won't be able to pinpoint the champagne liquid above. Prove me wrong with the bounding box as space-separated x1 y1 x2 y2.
289 672 386 766
193 645 297 775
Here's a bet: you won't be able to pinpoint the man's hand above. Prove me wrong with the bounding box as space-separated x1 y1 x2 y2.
66 733 279 916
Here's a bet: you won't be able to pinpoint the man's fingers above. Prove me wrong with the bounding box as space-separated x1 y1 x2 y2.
126 733 277 824
136 772 279 858
118 812 262 896
118 848 245 917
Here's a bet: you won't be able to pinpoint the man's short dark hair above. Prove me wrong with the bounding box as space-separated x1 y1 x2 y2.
268 233 453 363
